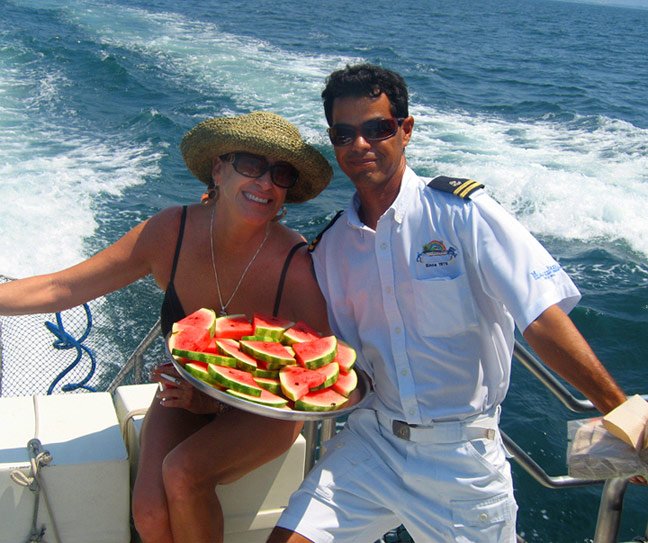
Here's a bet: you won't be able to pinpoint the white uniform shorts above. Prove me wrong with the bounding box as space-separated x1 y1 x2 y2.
277 408 518 543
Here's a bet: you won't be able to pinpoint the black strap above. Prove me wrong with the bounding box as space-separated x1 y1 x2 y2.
273 241 307 316
308 210 345 253
168 205 188 284
427 176 484 199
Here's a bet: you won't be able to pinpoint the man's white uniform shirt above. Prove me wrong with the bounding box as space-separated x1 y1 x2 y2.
312 166 581 425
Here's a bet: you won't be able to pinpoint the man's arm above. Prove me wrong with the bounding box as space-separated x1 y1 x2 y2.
522 304 627 414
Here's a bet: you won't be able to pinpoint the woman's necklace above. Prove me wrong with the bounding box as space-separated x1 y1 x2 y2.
209 204 270 317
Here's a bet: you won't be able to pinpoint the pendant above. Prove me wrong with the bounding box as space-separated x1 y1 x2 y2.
218 309 228 317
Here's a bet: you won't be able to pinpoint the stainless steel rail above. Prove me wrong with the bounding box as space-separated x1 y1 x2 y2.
107 319 162 394
510 341 646 543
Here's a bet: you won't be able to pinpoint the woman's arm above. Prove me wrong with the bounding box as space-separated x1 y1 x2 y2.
0 208 177 316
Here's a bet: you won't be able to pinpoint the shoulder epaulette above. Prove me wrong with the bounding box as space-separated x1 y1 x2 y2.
427 176 484 199
308 210 344 252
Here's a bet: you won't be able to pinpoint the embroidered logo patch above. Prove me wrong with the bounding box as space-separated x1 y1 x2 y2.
531 264 561 280
416 240 457 268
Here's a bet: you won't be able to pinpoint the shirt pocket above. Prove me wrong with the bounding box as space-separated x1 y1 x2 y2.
412 273 479 337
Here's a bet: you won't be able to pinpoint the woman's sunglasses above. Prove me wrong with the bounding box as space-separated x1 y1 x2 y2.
328 118 405 147
221 152 299 189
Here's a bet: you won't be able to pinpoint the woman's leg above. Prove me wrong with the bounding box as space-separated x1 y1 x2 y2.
131 398 210 543
161 408 303 543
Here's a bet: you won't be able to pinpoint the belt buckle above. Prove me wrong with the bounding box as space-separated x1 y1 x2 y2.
392 420 411 440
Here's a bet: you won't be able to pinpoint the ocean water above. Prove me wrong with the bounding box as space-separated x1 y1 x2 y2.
0 0 647 540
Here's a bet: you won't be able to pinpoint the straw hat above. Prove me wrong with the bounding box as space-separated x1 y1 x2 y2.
181 111 333 203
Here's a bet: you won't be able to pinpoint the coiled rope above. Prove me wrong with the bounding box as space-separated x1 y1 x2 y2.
46 304 97 395
9 397 62 543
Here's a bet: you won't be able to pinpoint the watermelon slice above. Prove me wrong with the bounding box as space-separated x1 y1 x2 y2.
169 327 212 354
332 369 357 397
240 340 295 369
311 362 340 391
293 336 337 369
215 339 258 372
226 388 288 408
185 361 218 385
207 365 263 397
335 341 357 373
253 313 294 341
214 314 254 339
172 308 217 336
295 388 349 412
281 321 322 345
279 366 326 401
253 376 282 395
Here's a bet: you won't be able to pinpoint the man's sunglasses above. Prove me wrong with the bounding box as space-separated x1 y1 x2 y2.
221 152 299 189
328 117 405 147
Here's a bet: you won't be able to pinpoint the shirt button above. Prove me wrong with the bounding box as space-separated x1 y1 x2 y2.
479 512 489 522
380 242 388 250
385 286 392 294
395 327 402 334
400 369 408 376
408 408 416 415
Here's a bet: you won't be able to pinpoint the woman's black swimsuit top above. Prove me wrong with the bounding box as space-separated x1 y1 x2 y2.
160 206 306 336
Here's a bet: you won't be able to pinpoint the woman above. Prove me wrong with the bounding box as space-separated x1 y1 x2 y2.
0 111 333 542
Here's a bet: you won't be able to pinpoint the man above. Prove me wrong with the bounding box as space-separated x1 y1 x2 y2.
267 63 629 542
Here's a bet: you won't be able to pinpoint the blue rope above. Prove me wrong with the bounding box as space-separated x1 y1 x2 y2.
45 304 97 395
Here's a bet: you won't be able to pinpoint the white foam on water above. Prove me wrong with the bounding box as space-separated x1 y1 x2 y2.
408 106 648 258
57 1 359 136
0 36 161 277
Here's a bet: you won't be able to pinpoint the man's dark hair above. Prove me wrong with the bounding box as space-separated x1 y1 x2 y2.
321 63 409 126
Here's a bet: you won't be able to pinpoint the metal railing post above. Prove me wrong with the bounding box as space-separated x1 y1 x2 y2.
107 319 161 394
302 421 318 476
593 478 628 543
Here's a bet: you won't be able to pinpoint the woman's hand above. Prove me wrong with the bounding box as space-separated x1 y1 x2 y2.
151 363 230 415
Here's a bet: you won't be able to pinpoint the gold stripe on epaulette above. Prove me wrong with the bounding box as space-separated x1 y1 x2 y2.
454 179 481 198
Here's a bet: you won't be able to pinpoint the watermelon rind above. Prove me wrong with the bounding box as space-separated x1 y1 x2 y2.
185 362 218 385
253 313 294 341
226 388 288 408
214 314 254 340
311 362 340 391
172 308 217 336
252 376 282 395
240 340 295 368
294 388 349 412
207 365 262 397
293 336 337 369
171 348 237 368
253 367 280 379
332 368 358 397
241 335 277 342
215 339 258 372
281 321 322 345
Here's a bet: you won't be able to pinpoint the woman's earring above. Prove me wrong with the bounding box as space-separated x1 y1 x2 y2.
201 183 220 204
273 206 287 222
